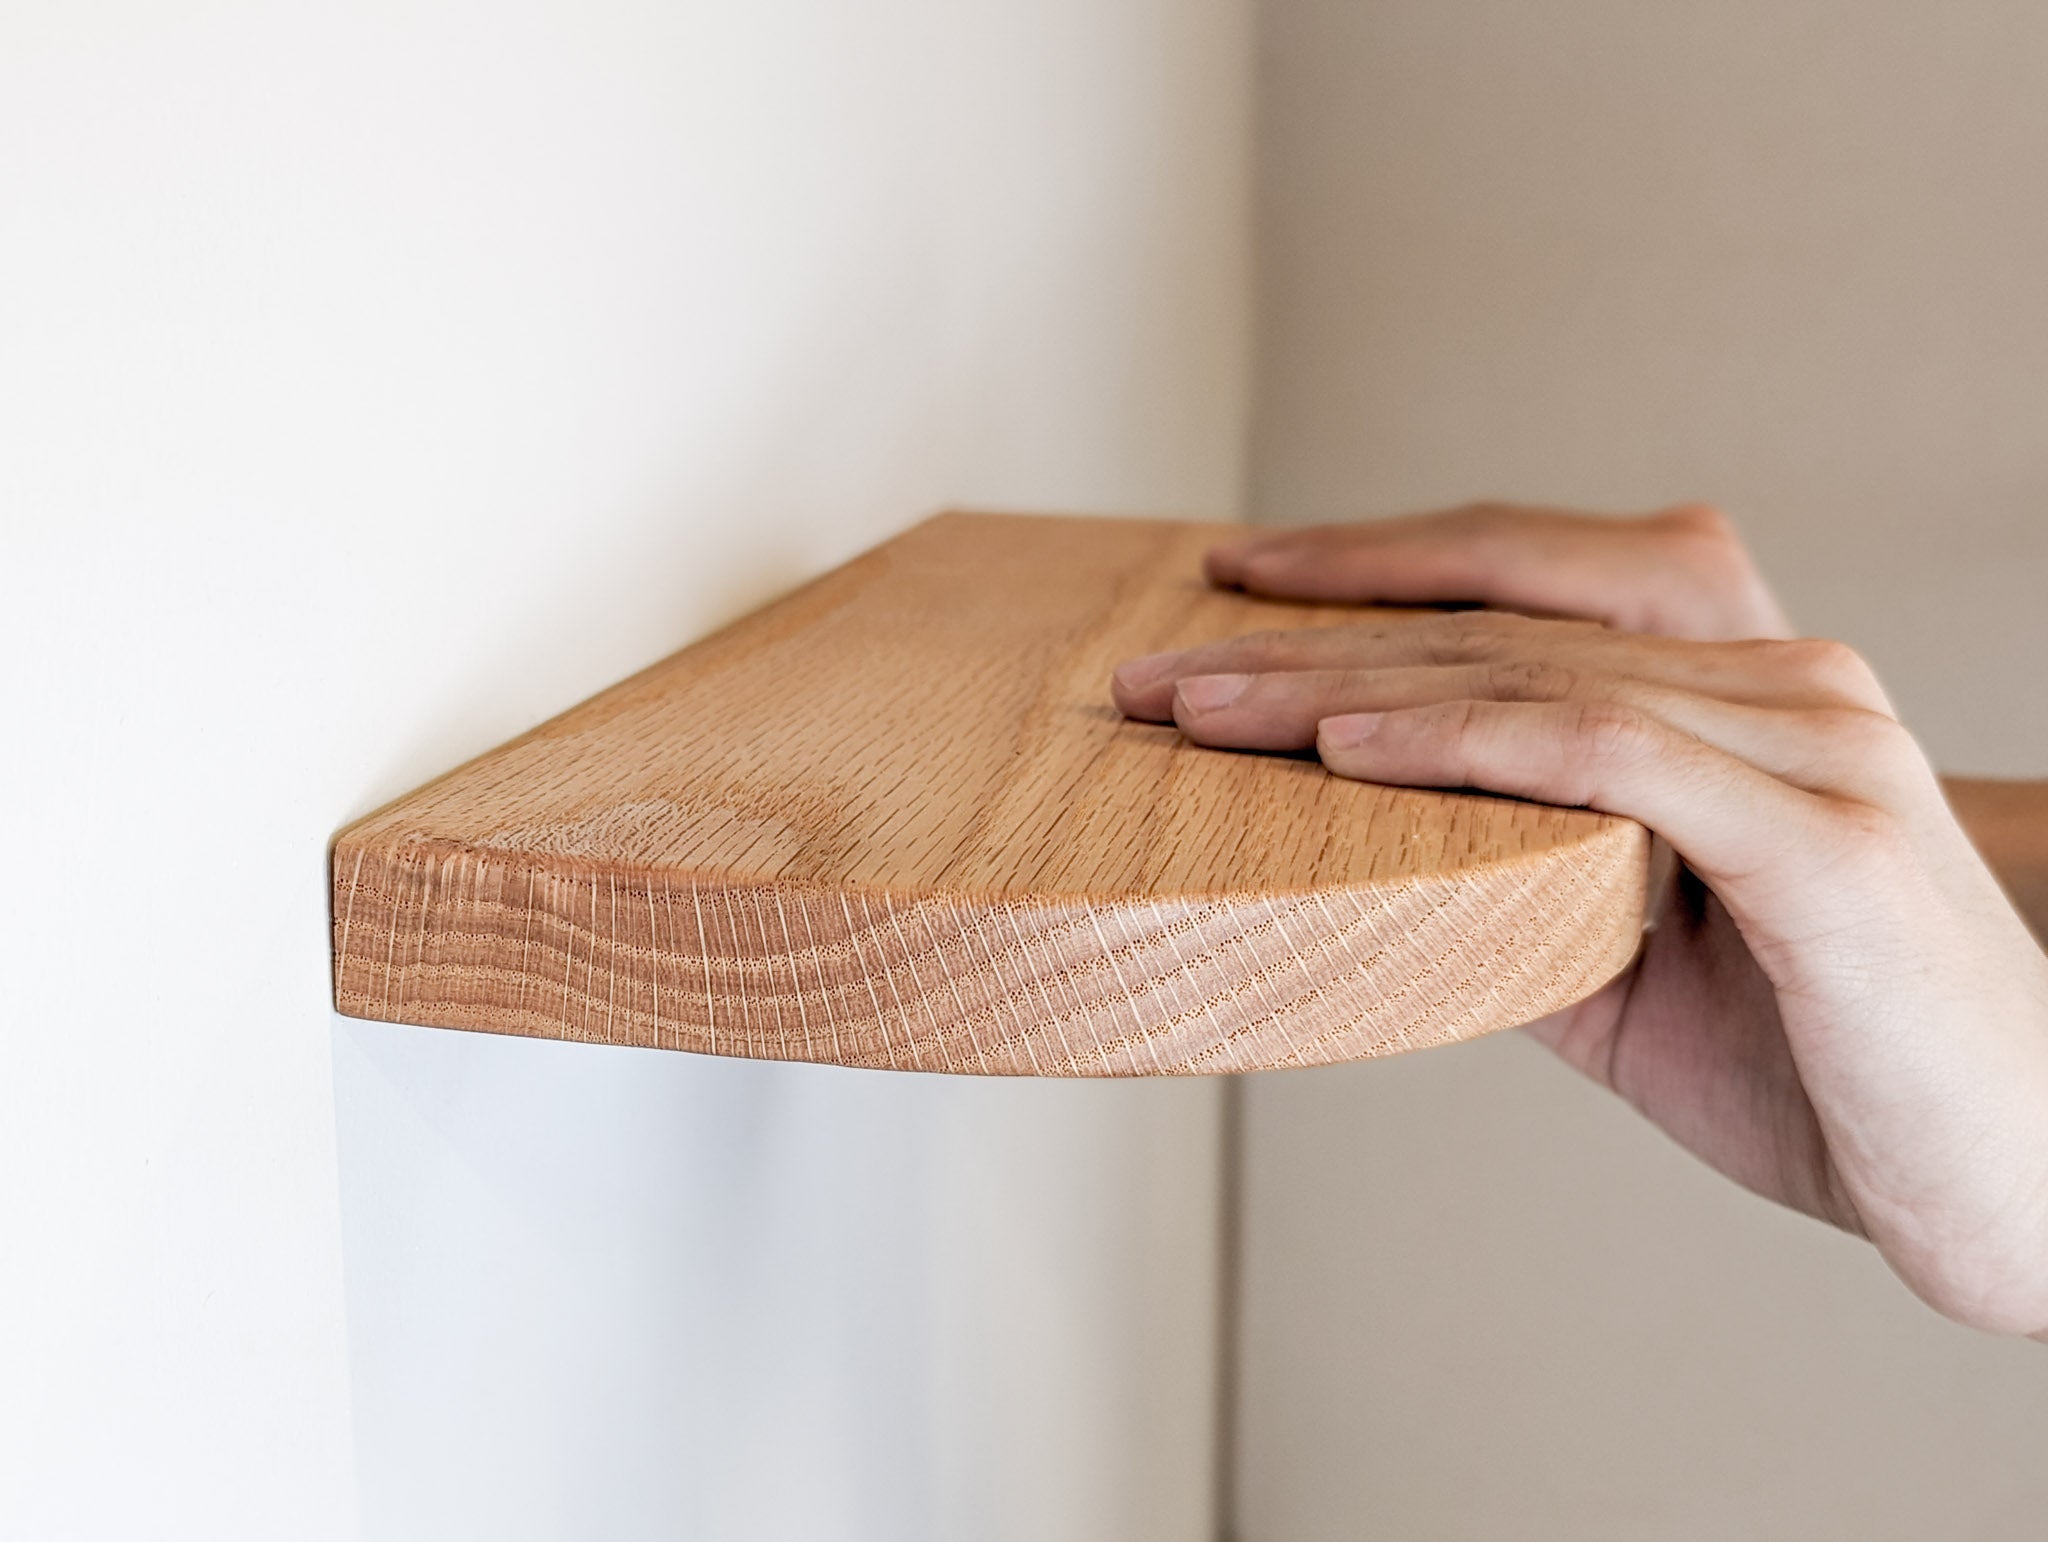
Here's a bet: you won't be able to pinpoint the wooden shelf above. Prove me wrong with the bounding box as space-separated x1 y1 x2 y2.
331 512 1648 1075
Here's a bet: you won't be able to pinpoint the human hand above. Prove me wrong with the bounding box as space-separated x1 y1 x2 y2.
1204 502 2048 943
1113 611 2048 1338
1204 501 1794 642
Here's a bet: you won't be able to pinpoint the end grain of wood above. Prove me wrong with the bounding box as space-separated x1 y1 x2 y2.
331 512 1650 1075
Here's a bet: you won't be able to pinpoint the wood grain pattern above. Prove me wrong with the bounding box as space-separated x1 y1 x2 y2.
331 512 1650 1074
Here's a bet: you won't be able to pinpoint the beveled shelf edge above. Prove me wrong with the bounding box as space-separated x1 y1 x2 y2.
331 820 1649 1076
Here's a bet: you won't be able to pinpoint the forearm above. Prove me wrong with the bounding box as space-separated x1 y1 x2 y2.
1944 778 2048 943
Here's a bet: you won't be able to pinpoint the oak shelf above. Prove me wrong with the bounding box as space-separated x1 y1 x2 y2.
331 512 1648 1075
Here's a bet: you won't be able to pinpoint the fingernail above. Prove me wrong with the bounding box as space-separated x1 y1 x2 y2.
1319 711 1386 749
1113 652 1181 693
1175 673 1252 712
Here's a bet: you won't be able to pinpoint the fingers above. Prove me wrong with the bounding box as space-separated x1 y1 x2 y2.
1111 615 1942 917
1311 698 1846 903
1112 612 1892 724
1204 502 1792 641
1206 508 1516 602
1113 623 1456 721
1168 660 1930 804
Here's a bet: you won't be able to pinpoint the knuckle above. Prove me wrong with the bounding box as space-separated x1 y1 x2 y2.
1773 637 1885 702
1655 504 1759 578
1424 610 1517 661
1228 629 1304 667
1567 700 1663 765
1481 658 1577 701
1650 504 1748 580
1458 500 1517 526
1427 697 1485 742
1789 636 1860 672
1655 501 1739 543
1817 705 1910 756
1641 504 1790 640
1815 708 1933 791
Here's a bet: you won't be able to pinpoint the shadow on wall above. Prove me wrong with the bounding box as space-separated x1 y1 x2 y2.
330 1018 1217 1539
327 515 1222 1540
332 1024 938 1536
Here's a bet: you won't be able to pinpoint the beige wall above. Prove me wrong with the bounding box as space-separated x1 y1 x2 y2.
1240 1 2048 1537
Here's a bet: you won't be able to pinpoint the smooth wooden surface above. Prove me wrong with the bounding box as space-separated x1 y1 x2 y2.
332 512 1649 1074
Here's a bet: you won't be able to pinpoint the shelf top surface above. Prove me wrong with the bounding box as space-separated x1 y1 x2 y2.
340 512 1630 903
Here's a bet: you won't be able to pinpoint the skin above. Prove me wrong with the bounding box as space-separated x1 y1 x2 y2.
1111 502 2048 1340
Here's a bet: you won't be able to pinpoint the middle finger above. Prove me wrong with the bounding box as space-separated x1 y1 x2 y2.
1111 613 1891 722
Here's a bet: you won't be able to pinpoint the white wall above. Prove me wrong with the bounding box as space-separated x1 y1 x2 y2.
1240 2 2048 1537
32 5 2044 1537
0 2 1250 1537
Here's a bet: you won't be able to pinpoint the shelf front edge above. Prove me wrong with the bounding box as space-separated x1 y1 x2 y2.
330 824 1650 1076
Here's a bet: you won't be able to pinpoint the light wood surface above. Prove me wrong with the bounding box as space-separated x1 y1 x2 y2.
331 512 1649 1074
